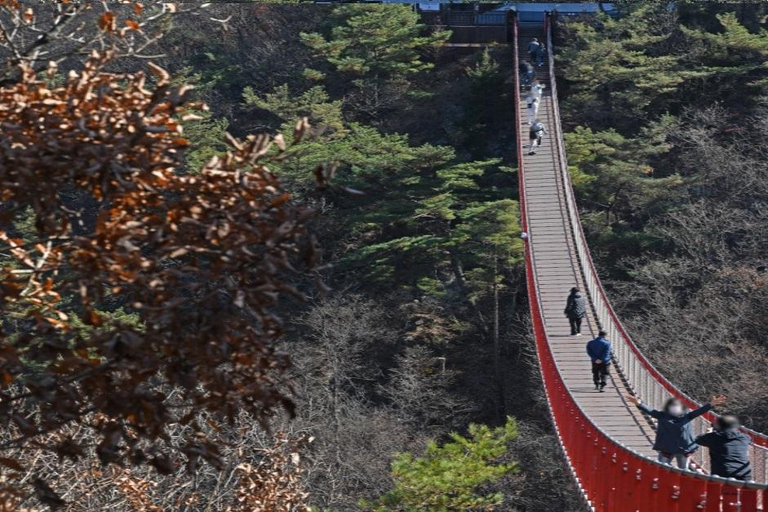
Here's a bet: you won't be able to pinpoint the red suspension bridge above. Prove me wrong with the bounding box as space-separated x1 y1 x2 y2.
514 13 768 512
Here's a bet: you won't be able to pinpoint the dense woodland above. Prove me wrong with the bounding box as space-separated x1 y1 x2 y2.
0 2 768 511
557 2 768 433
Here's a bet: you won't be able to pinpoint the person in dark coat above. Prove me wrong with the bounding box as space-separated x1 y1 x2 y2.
535 41 546 66
696 415 753 481
586 330 611 392
527 38 541 63
564 287 587 336
627 394 727 469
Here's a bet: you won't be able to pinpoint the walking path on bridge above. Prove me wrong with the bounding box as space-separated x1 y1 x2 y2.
516 26 657 458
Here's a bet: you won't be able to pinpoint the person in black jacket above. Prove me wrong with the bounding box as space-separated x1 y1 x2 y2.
627 394 727 469
696 415 753 481
564 287 587 336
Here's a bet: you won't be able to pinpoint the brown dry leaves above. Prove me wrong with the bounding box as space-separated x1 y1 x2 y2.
227 433 312 512
0 47 318 504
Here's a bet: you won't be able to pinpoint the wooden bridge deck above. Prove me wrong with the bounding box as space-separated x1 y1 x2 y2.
516 29 657 458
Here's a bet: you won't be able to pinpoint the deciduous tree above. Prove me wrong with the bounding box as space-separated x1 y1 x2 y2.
0 46 317 505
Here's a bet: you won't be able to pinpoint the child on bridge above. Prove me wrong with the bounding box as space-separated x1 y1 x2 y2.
627 394 727 470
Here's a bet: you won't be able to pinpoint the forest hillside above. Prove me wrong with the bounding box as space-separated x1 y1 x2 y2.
0 2 767 511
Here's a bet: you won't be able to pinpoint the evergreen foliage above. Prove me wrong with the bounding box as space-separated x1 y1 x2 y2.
366 418 520 512
301 5 449 80
559 3 768 431
247 83 521 296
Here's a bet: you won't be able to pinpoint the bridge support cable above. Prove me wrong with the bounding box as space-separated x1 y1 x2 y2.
515 12 768 510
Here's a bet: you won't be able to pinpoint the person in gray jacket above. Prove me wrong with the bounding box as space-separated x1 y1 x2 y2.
564 287 587 336
696 415 753 481
627 394 727 469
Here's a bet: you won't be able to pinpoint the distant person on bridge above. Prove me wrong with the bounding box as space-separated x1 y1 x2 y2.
564 287 586 335
519 60 535 89
696 414 752 481
530 80 546 101
535 41 546 66
528 38 542 65
526 96 540 126
528 120 547 155
586 330 611 392
626 394 727 470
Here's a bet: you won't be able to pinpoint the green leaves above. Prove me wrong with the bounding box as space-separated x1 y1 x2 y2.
243 84 346 139
301 5 449 80
365 417 520 511
560 6 700 128
565 120 683 229
560 7 768 129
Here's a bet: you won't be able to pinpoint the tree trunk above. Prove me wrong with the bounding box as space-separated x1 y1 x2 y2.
449 247 468 294
492 252 505 421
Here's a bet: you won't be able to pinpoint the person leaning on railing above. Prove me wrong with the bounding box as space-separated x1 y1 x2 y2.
696 415 753 481
626 393 727 470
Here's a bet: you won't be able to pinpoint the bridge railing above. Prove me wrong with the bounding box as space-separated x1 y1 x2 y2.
516 13 768 510
542 12 768 482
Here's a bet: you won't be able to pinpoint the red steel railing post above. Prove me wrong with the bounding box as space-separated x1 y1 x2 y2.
723 481 744 512
706 480 723 512
678 475 707 512
606 450 618 511
740 486 759 512
594 444 610 511
565 406 576 450
581 428 592 495
644 461 660 511
591 437 603 509
656 465 681 512
571 420 583 478
617 454 634 512
584 430 596 501
631 463 644 512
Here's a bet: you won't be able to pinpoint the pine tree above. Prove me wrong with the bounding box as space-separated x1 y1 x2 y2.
300 5 449 81
680 12 768 91
365 417 520 511
300 4 450 120
243 84 346 138
566 119 683 225
558 5 706 130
